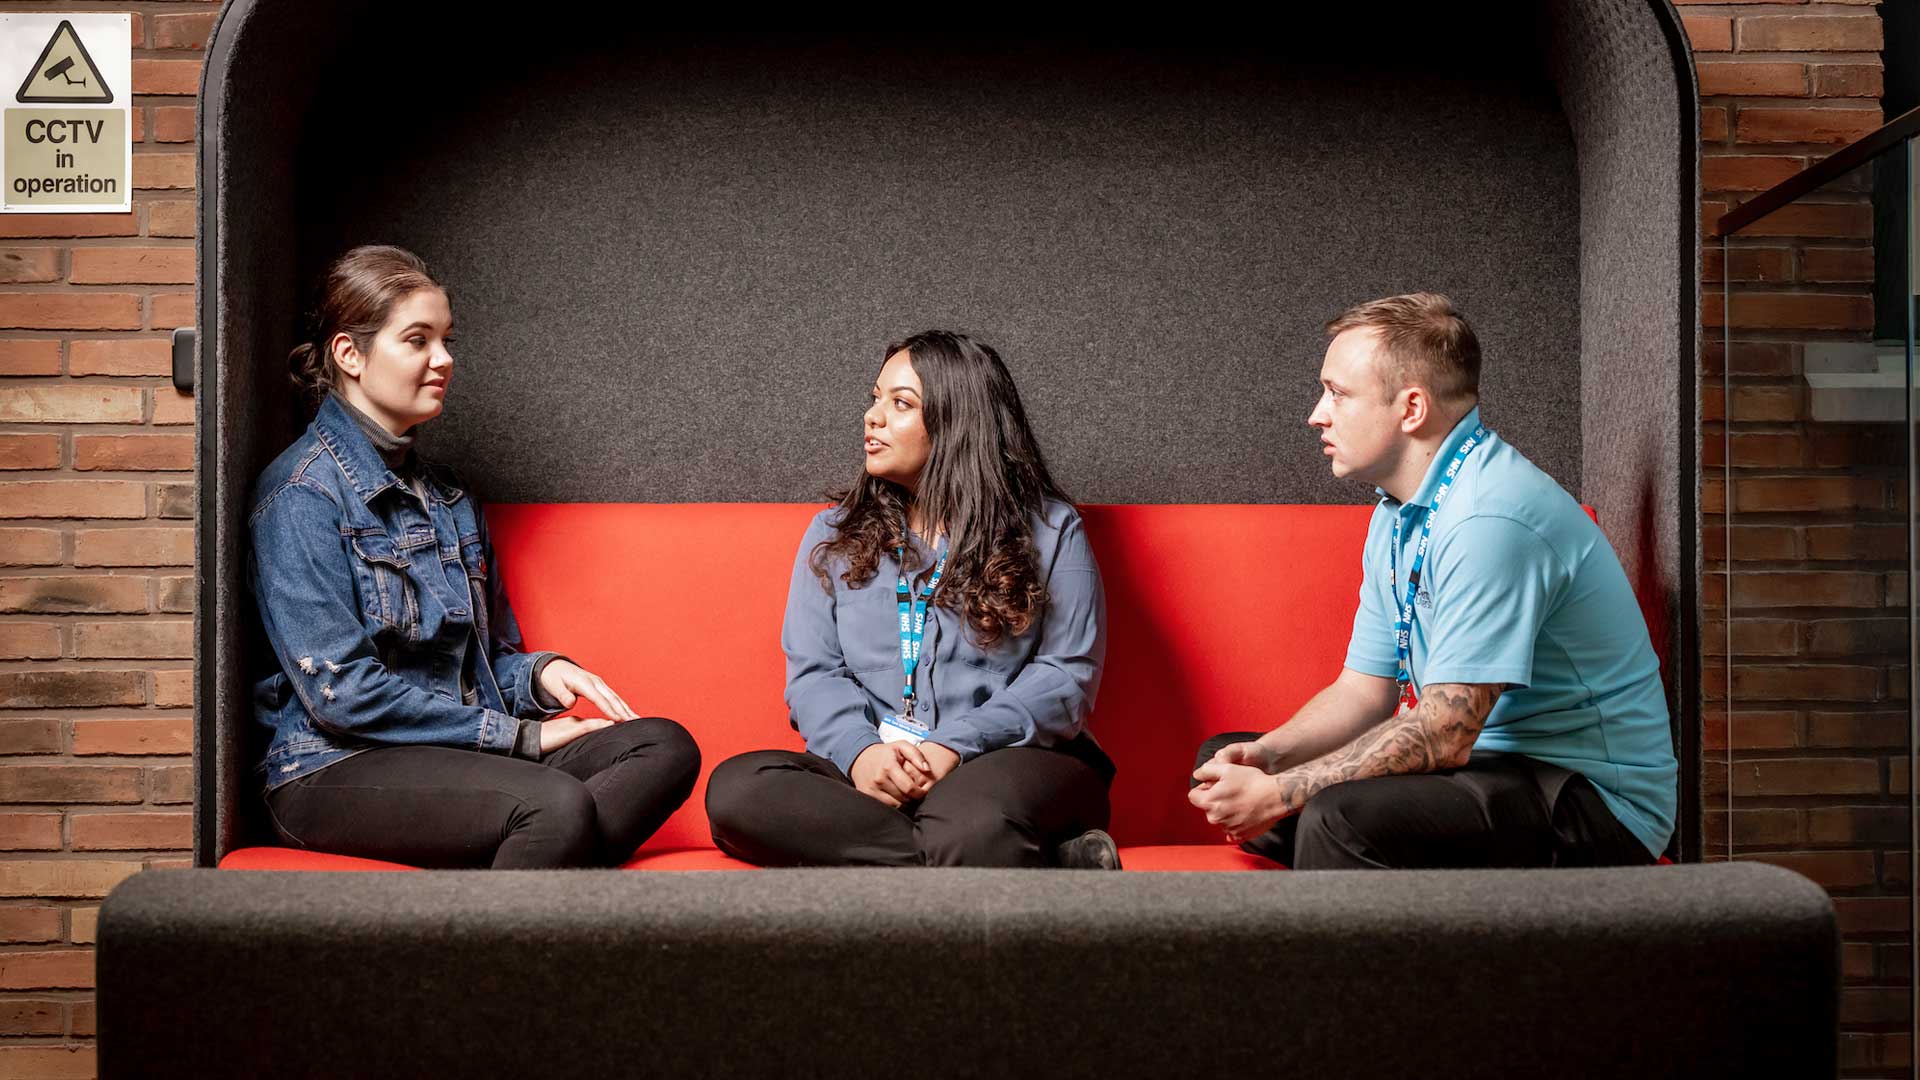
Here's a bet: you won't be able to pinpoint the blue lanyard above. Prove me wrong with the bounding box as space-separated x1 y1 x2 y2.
1388 425 1488 707
895 540 946 719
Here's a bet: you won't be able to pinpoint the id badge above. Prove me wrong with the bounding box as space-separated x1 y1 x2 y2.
879 713 930 745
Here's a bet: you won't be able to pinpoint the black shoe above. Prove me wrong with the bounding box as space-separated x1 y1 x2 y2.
1053 828 1122 870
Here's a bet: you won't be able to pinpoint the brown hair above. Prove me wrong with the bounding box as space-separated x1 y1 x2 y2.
287 245 443 405
1324 291 1480 405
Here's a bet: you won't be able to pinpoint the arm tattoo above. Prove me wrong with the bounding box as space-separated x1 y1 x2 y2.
1271 683 1501 815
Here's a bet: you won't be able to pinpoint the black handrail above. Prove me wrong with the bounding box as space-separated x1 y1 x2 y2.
1717 103 1920 236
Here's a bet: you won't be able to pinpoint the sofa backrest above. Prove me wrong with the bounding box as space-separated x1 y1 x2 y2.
488 503 1374 849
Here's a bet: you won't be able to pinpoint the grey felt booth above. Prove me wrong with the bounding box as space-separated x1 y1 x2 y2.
99 863 1835 1079
190 6 1699 860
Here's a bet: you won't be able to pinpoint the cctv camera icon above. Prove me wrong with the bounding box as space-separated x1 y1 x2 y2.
42 57 85 87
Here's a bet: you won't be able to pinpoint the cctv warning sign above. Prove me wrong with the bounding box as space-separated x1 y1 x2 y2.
0 15 132 212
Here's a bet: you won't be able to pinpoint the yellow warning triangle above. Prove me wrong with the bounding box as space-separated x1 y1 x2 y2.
16 19 113 104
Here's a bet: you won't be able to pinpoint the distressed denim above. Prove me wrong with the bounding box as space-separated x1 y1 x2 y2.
248 395 564 790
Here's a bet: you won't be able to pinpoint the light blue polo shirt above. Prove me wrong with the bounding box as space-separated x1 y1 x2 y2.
1344 407 1678 857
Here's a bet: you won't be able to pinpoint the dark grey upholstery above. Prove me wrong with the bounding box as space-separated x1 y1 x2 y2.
99 863 1835 1078
196 5 1699 860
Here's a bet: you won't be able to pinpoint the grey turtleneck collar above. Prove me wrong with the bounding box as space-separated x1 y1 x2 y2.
330 390 416 471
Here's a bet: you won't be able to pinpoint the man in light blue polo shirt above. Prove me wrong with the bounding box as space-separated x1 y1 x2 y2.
1189 292 1677 868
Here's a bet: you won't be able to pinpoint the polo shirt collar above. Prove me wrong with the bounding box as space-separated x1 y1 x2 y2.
1381 405 1484 510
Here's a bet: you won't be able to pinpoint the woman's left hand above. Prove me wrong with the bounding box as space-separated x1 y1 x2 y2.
538 659 638 721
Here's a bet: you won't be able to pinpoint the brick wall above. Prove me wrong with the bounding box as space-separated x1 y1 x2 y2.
1683 1 1906 1077
0 3 208 1077
0 3 1897 1077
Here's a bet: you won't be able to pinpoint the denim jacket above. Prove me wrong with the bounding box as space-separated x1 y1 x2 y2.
247 395 565 790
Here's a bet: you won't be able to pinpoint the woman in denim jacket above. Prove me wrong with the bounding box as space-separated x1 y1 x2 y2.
705 330 1118 868
248 245 699 868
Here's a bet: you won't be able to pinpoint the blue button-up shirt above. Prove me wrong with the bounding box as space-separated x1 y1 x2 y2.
247 395 565 789
1344 408 1679 856
783 499 1107 775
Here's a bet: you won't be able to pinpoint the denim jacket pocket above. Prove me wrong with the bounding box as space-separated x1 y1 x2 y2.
348 528 417 637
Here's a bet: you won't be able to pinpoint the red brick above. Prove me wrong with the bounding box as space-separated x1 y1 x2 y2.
0 668 145 708
1842 988 1908 1027
73 620 191 660
152 11 216 49
1701 707 1797 748
71 717 190 756
1703 339 1796 376
148 201 195 238
1725 200 1871 239
152 385 194 424
0 625 59 661
1684 15 1732 52
0 434 60 470
151 670 191 708
1808 806 1908 845
132 59 202 96
153 105 196 143
0 528 63 566
70 999 96 1038
1729 432 1802 467
0 1046 96 1078
146 763 192 802
153 482 193 520
0 814 61 851
69 906 97 945
0 213 135 239
0 765 141 803
0 340 60 376
150 292 193 330
0 247 59 284
1806 617 1905 657
1712 291 1872 331
1806 524 1905 562
0 386 143 424
1729 476 1882 513
70 812 191 851
1732 664 1880 702
1808 426 1904 469
1701 105 1729 144
1703 244 1793 281
0 480 147 518
1702 808 1801 847
1711 524 1800 561
69 247 194 285
1809 711 1909 749
2 860 143 899
1697 61 1806 97
0 947 95 990
1798 246 1874 282
0 717 60 755
0 293 141 330
132 153 195 191
1738 15 1883 53
68 338 169 377
74 527 192 567
1835 898 1907 935
158 575 192 613
1730 572 1880 610
0 576 148 615
1813 63 1882 99
1736 106 1882 146
1735 757 1878 796
72 435 192 473
0 995 63 1033
1741 850 1876 889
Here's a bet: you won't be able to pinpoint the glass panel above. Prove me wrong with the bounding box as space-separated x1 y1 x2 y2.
1720 141 1915 1078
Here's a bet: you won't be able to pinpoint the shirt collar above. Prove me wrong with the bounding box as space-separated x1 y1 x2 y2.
1379 405 1484 510
313 395 459 507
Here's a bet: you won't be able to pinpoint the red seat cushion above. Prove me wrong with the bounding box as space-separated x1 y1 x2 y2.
1118 845 1285 871
621 847 758 871
219 846 418 872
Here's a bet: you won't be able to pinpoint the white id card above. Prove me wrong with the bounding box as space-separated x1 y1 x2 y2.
879 713 930 745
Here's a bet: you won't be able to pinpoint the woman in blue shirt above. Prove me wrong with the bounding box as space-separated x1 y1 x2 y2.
706 330 1117 868
248 245 699 868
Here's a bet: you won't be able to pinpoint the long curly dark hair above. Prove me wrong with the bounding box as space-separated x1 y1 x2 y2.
810 330 1067 648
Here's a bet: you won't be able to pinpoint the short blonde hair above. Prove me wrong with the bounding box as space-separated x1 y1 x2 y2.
1325 292 1480 404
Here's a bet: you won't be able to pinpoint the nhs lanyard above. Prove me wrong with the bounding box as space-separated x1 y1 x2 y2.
1388 425 1488 707
895 542 947 720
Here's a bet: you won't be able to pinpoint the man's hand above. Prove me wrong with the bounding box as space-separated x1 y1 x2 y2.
850 742 935 807
919 742 961 784
1189 759 1288 843
1210 739 1282 774
538 659 637 720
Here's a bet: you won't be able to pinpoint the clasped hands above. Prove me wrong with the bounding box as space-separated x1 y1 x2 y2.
850 741 961 807
1189 740 1293 844
535 658 638 754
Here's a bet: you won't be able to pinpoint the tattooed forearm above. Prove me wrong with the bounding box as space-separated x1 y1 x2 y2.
1270 683 1501 815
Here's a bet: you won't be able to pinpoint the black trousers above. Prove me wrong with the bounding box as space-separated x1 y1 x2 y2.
1194 732 1655 870
706 741 1113 868
265 718 702 869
